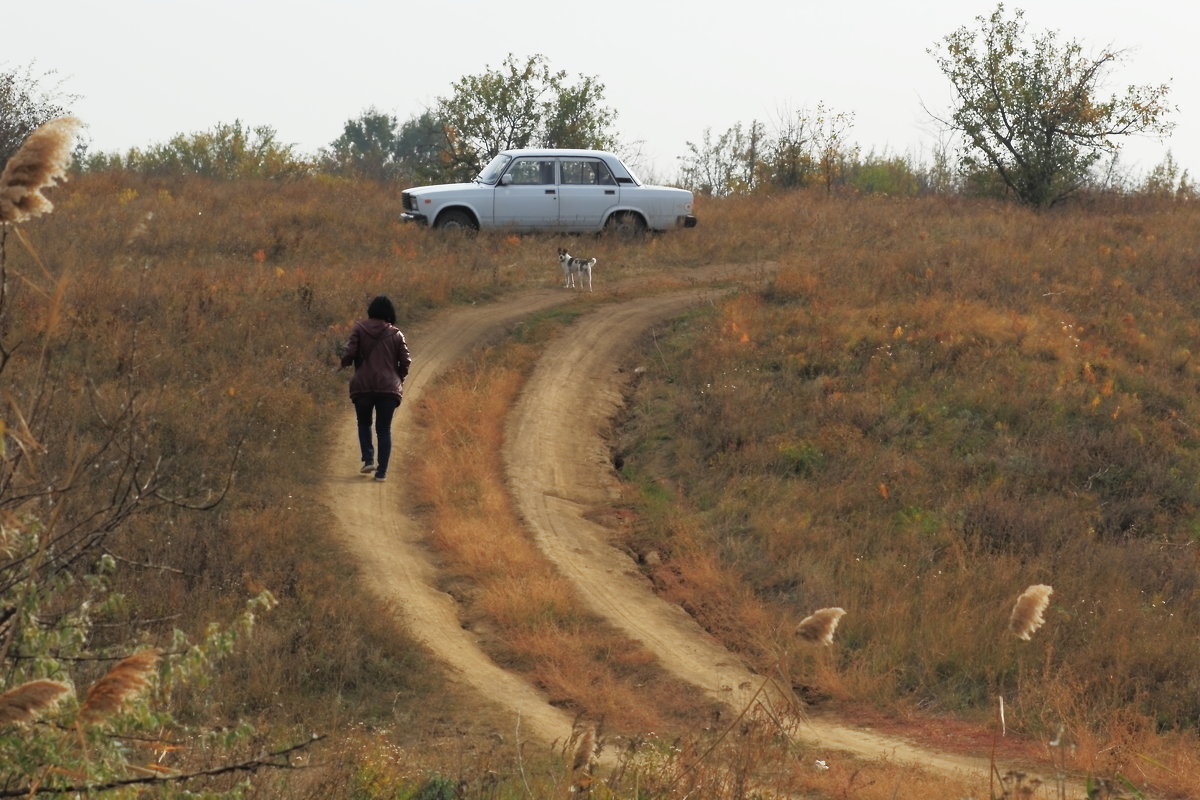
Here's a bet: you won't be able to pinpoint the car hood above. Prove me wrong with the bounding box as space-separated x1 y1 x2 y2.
406 181 491 197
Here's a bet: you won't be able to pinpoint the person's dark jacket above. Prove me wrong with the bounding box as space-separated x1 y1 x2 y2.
340 318 411 400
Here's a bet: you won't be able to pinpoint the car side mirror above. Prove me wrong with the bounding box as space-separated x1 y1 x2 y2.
499 173 512 186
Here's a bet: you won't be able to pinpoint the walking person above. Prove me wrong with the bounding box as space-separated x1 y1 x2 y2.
340 296 411 482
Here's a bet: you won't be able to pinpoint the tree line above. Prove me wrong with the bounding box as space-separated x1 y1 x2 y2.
3 6 1191 207
81 53 619 187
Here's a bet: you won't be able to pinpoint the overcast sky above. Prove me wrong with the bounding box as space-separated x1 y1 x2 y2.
6 1 1193 184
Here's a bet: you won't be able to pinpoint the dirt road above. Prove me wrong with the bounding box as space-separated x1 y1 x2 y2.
324 268 1049 790
324 287 578 747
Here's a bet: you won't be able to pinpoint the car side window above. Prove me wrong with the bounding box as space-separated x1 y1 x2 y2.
561 159 616 186
507 159 556 185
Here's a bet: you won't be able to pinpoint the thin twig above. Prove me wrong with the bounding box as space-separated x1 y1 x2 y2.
101 549 194 577
650 329 673 379
514 713 534 800
0 735 325 797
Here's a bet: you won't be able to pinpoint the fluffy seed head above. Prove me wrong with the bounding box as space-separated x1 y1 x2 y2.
796 607 846 646
0 680 71 726
0 116 82 224
1009 584 1054 641
570 724 598 773
79 648 160 723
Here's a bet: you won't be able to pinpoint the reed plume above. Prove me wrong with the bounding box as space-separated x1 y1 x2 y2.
1009 584 1053 641
78 648 160 723
796 607 846 646
570 723 598 774
0 680 71 726
0 116 82 224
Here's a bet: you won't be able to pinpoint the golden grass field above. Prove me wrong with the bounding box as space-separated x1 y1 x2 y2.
4 165 1200 797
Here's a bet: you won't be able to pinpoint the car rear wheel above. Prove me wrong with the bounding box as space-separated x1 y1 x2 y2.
605 211 647 240
435 209 478 233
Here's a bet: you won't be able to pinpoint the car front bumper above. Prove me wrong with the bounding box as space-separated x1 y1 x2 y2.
400 211 430 225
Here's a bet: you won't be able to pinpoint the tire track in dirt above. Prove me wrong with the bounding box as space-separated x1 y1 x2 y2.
324 268 1079 792
500 289 1012 785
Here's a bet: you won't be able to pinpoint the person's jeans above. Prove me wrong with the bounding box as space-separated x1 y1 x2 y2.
353 394 401 476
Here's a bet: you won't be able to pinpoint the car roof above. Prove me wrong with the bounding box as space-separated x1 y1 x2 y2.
501 148 616 158
500 149 635 181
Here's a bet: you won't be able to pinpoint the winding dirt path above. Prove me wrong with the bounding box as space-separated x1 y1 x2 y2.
500 288 1007 783
324 268 1081 792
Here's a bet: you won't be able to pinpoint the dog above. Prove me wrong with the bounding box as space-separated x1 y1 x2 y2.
557 247 596 291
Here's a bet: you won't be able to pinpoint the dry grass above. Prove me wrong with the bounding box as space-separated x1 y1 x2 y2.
569 722 599 772
614 191 1200 796
0 172 529 751
78 648 159 723
0 680 70 726
10 168 1200 796
409 329 720 733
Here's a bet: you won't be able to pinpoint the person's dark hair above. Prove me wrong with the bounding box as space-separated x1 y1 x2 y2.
367 295 397 325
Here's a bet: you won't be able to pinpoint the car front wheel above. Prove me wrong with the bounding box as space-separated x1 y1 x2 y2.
435 209 478 232
605 211 647 239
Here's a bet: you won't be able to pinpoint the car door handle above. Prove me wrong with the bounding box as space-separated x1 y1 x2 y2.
545 189 556 195
605 190 615 195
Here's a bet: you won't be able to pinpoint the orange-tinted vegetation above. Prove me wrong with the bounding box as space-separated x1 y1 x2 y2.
615 190 1200 795
5 171 1200 797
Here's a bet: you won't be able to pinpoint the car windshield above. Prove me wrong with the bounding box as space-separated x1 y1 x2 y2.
476 154 512 185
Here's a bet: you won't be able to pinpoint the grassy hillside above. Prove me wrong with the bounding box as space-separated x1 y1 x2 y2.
612 191 1200 788
4 172 1199 797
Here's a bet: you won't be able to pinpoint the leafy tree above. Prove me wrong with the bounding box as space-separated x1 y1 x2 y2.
321 108 450 184
846 150 922 196
322 107 403 181
0 63 77 166
541 78 615 151
1139 151 1197 200
437 53 617 181
394 110 451 184
929 3 1174 207
111 120 309 179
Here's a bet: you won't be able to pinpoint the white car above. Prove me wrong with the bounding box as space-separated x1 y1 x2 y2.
400 148 697 234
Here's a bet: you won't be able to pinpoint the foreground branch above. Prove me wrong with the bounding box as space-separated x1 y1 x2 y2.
0 735 324 797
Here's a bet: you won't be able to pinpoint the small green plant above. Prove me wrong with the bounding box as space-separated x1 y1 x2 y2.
410 775 458 800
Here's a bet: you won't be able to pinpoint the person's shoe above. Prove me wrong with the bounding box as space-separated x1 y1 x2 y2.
373 473 387 482
360 462 376 474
